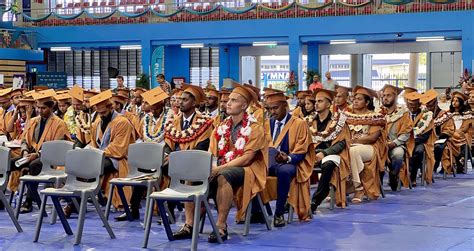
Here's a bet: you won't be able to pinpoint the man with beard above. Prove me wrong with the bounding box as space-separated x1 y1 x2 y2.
381 85 414 191
0 88 16 139
292 90 311 119
205 88 220 118
333 85 352 113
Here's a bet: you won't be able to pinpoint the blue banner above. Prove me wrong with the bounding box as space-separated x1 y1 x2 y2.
36 72 67 89
151 46 164 88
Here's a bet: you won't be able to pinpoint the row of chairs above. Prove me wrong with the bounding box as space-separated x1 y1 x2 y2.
1 141 272 250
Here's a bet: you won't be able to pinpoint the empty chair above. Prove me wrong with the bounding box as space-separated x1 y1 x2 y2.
33 149 115 245
0 147 22 232
142 150 222 251
15 140 74 221
104 142 164 227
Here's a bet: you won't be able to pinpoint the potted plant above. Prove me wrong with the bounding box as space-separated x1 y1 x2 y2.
136 73 150 89
305 70 320 88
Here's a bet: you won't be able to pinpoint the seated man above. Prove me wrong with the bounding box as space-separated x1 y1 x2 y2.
421 90 454 179
333 85 352 113
64 90 135 217
405 92 435 186
266 92 314 226
115 87 170 221
308 89 350 212
381 85 414 191
13 89 71 213
173 85 267 242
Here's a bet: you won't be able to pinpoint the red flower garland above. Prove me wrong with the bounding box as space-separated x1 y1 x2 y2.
214 113 250 165
165 115 214 144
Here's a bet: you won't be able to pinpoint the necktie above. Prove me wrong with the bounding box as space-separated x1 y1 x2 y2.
273 122 282 143
183 120 190 130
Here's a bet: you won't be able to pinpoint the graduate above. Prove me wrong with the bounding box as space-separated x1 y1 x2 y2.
54 93 76 139
381 84 414 191
0 88 15 139
333 85 352 113
111 92 141 139
204 88 220 119
346 86 386 203
115 86 169 221
4 88 26 141
308 89 351 212
405 92 435 186
421 89 454 179
15 89 71 213
292 90 311 119
128 87 146 116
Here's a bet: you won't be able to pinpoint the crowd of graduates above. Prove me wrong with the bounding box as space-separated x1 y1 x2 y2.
0 75 472 243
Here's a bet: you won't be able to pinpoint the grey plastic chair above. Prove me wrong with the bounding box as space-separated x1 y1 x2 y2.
0 146 23 232
142 150 222 251
33 148 115 245
105 142 164 228
15 140 74 222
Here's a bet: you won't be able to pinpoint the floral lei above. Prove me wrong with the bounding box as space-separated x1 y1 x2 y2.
164 112 214 143
385 106 409 123
306 112 347 144
215 112 256 165
75 111 91 133
344 111 386 126
452 111 474 121
434 111 453 127
143 108 169 143
413 108 433 137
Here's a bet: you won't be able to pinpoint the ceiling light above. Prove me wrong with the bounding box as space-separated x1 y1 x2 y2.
415 36 445 42
120 45 142 50
329 39 356 45
50 46 71 51
252 41 277 47
181 43 204 48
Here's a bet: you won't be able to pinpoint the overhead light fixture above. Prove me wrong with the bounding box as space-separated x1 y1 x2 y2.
181 43 204 48
252 41 277 47
415 36 445 42
329 39 356 45
120 45 142 50
50 46 71 51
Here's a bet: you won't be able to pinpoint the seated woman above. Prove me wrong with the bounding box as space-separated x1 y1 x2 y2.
304 93 316 118
345 86 386 203
442 92 473 174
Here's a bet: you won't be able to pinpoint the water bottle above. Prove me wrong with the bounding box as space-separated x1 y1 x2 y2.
15 157 29 168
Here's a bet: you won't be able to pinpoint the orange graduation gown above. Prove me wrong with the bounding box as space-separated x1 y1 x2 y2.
209 120 268 221
413 110 436 184
90 112 135 208
442 111 473 174
22 114 71 153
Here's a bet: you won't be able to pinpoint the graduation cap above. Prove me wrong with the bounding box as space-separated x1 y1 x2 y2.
420 89 439 105
108 67 119 78
89 90 113 107
353 85 378 98
381 84 403 95
314 88 336 102
183 85 206 104
142 87 169 106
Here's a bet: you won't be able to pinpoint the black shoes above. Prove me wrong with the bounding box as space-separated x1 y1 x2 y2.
311 201 319 214
273 214 286 228
173 224 193 240
114 209 139 221
208 227 228 243
19 200 33 214
63 203 78 218
389 174 399 192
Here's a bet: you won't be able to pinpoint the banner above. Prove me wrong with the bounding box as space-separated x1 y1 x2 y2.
151 46 164 88
428 0 456 3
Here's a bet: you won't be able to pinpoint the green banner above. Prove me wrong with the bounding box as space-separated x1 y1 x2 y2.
382 0 413 5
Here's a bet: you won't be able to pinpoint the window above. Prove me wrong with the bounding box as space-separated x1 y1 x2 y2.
190 47 219 87
47 49 142 89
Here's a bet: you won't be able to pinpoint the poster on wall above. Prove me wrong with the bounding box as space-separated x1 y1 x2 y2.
172 77 185 89
12 74 25 89
151 46 165 88
0 74 3 86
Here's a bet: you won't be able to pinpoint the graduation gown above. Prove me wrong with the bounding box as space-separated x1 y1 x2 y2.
385 107 415 187
209 120 268 221
139 110 168 143
413 110 436 183
311 112 351 208
442 111 473 174
291 106 304 119
263 115 314 220
90 111 135 208
0 108 14 139
22 114 71 153
164 111 214 151
75 111 92 146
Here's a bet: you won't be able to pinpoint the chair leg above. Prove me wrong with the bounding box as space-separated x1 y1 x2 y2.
203 199 222 243
164 201 176 224
287 206 294 224
191 197 201 251
50 180 60 225
157 200 174 241
9 189 14 206
72 197 80 211
243 199 252 236
28 183 45 216
15 181 25 219
199 210 206 234
256 194 272 230
0 191 22 232
379 172 386 198
33 194 48 242
142 198 154 248
143 184 153 229
90 194 116 239
50 196 73 235
329 186 335 210
116 185 133 221
104 183 114 221
74 193 88 245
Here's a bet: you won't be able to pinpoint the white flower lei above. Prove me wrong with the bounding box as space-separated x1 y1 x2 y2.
386 106 409 123
143 108 169 143
216 113 256 164
75 111 91 134
413 108 433 137
452 111 474 121
308 112 347 144
164 112 213 141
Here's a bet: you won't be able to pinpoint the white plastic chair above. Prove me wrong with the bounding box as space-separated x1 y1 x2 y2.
104 142 164 228
33 148 115 245
15 140 74 222
142 150 222 251
0 146 23 232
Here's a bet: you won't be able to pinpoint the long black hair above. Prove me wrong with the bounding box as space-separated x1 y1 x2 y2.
361 94 375 111
450 97 469 113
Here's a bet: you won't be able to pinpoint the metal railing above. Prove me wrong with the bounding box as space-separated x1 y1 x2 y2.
9 0 474 27
0 28 36 49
